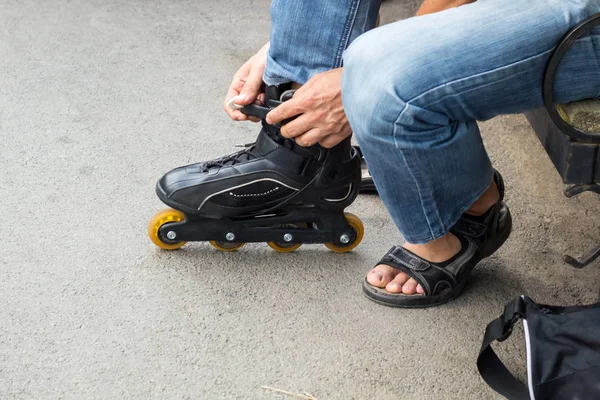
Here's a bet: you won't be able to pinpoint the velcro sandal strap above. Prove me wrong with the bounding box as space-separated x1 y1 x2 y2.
378 246 458 297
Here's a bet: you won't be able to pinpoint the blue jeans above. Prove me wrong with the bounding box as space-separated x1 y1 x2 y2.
266 0 600 244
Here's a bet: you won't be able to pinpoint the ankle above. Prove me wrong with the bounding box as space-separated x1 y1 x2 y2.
466 181 500 216
403 233 461 263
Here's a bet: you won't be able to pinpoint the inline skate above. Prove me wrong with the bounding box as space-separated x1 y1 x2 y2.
148 85 364 253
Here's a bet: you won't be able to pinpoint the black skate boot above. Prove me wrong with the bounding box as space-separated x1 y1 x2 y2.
148 85 364 253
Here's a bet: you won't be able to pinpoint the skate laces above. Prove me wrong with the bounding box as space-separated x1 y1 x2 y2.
200 117 321 173
200 144 258 172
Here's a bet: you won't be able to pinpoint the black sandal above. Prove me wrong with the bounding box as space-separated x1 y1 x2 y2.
362 170 512 308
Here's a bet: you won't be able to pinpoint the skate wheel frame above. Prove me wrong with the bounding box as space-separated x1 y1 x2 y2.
148 208 187 250
148 210 363 253
324 213 364 253
209 241 246 252
267 242 302 253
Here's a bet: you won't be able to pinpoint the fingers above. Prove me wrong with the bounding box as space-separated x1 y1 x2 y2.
280 113 311 139
223 61 250 120
295 131 346 148
279 102 350 148
239 64 264 104
224 60 263 121
293 128 321 147
223 43 269 122
318 133 346 149
224 65 266 121
266 97 304 125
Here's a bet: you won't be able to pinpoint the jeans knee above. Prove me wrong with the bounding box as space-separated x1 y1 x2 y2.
343 26 459 148
342 29 414 142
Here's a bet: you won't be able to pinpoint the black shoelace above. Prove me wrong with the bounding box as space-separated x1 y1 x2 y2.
199 129 301 173
200 145 258 172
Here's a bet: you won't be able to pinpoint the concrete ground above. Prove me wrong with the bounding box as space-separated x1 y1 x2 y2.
1 1 599 399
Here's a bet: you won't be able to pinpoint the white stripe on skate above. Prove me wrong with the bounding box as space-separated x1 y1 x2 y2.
323 183 353 202
197 178 300 211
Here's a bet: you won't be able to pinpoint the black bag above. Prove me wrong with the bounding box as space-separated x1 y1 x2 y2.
477 296 600 400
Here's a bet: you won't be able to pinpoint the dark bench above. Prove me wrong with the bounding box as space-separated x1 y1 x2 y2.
524 13 600 268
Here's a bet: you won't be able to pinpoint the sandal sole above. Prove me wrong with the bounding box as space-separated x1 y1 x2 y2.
362 278 469 308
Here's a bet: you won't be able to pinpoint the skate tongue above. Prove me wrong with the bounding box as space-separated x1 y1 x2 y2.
260 123 325 162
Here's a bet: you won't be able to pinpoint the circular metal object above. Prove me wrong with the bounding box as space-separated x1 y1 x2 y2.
283 233 293 242
166 231 177 240
340 234 351 244
324 213 364 253
225 232 236 241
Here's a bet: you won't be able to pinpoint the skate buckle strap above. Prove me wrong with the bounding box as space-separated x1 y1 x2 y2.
240 102 295 127
225 98 280 117
240 103 273 120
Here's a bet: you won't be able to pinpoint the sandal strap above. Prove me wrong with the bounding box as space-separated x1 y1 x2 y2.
378 246 460 297
451 217 488 240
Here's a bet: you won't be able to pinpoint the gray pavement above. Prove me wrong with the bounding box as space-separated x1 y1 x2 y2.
1 1 599 399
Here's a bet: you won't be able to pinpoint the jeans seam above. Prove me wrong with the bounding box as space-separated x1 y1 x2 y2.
406 47 556 107
391 102 441 242
420 68 532 112
396 148 440 242
335 0 361 69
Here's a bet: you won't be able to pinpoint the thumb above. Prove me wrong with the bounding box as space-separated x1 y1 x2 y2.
238 66 264 105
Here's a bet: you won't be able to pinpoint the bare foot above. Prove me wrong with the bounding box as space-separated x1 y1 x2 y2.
366 233 461 294
366 180 500 295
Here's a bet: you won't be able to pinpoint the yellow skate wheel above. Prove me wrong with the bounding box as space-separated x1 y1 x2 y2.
209 240 245 252
325 212 364 253
267 242 302 253
148 208 187 250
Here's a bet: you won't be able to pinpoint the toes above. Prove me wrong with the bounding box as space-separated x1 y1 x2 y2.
401 278 419 295
385 272 411 293
416 284 424 294
366 264 401 288
367 266 424 296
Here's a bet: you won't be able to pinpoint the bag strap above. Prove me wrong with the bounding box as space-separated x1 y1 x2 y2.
477 297 530 400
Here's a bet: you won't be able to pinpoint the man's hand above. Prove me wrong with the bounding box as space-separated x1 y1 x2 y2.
266 68 352 148
223 42 270 122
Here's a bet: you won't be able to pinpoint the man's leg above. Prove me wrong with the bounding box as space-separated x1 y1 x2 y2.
264 0 381 86
342 0 600 296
